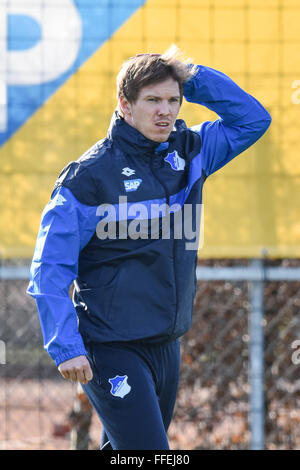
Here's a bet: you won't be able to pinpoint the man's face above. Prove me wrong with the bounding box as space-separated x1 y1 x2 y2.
120 78 181 143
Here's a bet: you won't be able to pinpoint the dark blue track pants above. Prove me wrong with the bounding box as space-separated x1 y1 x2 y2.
81 339 180 450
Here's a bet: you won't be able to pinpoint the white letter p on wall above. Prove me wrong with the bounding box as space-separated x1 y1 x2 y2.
0 0 82 131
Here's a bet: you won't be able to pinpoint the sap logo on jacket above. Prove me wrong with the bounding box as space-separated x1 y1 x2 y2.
26 65 271 367
124 179 142 192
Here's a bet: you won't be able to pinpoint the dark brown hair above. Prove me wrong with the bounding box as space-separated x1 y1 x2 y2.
116 45 197 115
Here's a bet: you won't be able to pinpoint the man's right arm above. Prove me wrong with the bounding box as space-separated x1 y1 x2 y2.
27 184 99 374
183 64 272 176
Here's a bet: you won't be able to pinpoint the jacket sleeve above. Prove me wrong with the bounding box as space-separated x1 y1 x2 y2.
27 185 99 366
183 65 272 176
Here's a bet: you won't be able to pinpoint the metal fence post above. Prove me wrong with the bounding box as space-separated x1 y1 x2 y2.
248 258 265 450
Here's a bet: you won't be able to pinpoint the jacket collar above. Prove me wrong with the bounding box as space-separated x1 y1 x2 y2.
107 111 182 159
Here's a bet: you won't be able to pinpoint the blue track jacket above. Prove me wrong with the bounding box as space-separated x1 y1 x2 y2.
27 65 271 366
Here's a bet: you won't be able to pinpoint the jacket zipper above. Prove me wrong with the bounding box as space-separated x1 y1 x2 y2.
150 156 178 337
150 155 170 206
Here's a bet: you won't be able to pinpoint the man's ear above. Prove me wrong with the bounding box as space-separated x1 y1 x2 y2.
119 96 132 119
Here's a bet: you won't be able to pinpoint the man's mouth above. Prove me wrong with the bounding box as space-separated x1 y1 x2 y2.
155 121 170 128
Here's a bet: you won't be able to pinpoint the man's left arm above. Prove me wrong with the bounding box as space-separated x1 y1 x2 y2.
183 65 272 176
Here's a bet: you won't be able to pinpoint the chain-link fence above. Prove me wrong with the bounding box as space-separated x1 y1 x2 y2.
0 258 299 450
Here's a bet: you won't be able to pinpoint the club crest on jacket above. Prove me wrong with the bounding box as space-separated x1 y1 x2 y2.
164 151 186 171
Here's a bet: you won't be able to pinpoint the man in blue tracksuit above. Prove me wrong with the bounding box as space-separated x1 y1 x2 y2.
27 47 271 450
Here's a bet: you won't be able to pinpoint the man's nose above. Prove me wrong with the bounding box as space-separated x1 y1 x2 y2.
158 100 170 115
